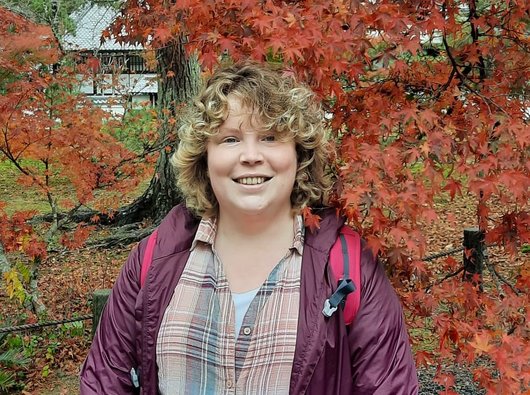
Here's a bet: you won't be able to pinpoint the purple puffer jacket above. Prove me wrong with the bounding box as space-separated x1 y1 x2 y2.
80 204 418 394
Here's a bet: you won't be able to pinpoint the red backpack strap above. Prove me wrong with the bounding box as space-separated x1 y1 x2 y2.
337 226 361 325
140 229 158 288
132 229 158 390
322 225 361 325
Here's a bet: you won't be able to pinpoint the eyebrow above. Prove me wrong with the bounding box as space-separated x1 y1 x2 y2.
217 126 243 134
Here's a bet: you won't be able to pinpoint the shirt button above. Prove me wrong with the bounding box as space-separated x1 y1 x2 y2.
243 326 252 336
227 380 233 388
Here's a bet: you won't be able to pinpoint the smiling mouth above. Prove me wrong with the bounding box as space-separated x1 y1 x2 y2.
234 177 271 185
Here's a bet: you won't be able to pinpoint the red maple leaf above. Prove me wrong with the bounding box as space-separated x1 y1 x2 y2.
469 332 494 354
443 179 463 200
301 206 321 233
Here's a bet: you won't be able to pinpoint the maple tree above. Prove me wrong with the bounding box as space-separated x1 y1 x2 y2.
110 0 529 392
0 6 144 312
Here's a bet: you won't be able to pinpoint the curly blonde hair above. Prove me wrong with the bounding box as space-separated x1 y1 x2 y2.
172 61 331 217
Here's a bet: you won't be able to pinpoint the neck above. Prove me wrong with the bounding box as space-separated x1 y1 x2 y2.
216 207 296 242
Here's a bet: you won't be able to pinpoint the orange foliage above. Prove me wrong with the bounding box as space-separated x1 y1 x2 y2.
0 8 59 73
0 209 46 260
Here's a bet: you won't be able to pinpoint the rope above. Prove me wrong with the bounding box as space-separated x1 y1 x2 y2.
0 315 93 334
422 246 465 262
421 242 497 262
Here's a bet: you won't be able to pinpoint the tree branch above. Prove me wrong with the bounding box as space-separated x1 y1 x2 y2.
425 266 465 292
483 255 522 296
86 226 154 249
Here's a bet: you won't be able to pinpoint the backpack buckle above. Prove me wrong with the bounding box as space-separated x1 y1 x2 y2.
322 279 355 318
322 298 338 317
130 367 140 388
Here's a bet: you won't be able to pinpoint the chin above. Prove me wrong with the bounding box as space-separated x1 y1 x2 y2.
219 199 291 218
237 206 267 215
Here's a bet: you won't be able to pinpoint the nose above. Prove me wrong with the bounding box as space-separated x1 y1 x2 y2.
240 139 264 165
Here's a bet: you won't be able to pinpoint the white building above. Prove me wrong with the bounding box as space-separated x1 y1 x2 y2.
62 4 158 116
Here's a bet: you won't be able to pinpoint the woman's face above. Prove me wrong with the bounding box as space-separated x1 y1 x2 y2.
206 95 297 219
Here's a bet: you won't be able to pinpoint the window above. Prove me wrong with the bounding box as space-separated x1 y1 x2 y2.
127 54 147 73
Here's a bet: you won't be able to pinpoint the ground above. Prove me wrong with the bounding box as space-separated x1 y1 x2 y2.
1 244 130 394
0 162 526 394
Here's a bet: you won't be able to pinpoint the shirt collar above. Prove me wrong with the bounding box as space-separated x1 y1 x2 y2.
191 215 305 255
191 216 217 251
291 214 305 255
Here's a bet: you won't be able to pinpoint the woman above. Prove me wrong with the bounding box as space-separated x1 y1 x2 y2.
80 62 418 394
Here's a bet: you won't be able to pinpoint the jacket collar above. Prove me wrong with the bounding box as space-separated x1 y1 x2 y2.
154 204 201 258
304 207 344 251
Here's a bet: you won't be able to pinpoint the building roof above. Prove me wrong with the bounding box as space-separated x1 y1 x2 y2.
62 4 143 51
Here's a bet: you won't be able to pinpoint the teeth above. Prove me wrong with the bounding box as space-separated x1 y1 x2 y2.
237 177 266 185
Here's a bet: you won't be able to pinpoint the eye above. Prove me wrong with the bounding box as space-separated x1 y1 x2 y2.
222 136 239 143
262 135 276 142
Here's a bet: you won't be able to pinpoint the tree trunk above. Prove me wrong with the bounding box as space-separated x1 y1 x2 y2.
0 242 11 275
26 258 46 315
113 36 200 225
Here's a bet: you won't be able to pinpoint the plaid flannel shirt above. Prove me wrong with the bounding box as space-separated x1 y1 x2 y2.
157 215 304 394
